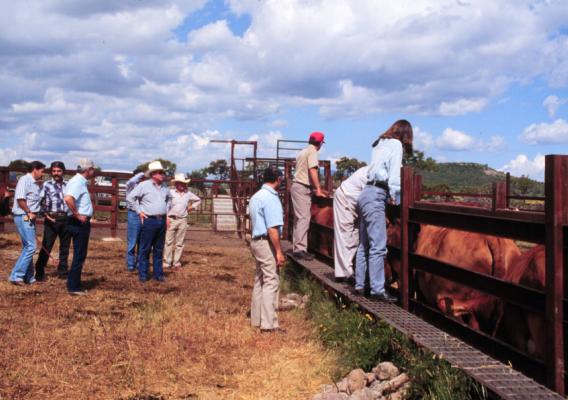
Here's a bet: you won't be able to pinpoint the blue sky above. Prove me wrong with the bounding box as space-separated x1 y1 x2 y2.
1 0 568 180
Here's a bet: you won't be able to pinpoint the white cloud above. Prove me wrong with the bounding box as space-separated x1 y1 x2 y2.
435 128 476 151
413 126 434 150
438 98 488 116
543 95 566 118
520 118 568 144
501 154 545 180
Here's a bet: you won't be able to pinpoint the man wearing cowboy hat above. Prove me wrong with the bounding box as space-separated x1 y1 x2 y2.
126 160 172 282
163 173 202 268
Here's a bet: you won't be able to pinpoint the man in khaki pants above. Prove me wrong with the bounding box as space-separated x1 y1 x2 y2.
164 173 202 268
291 131 326 260
249 167 285 333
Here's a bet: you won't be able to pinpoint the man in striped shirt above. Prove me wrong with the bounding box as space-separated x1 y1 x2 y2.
35 161 71 281
9 161 46 285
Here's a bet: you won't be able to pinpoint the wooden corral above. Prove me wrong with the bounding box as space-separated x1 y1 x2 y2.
287 155 568 396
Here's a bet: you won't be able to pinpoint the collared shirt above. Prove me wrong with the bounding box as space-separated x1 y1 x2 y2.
249 184 283 238
12 173 42 215
41 179 68 214
127 179 171 216
65 174 93 217
125 172 144 211
167 188 202 218
337 166 369 205
293 144 319 186
366 138 403 204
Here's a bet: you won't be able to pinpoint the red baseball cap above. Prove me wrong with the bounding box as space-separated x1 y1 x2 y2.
309 131 325 143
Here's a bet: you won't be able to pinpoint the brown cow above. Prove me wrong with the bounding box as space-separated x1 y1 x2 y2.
495 246 545 359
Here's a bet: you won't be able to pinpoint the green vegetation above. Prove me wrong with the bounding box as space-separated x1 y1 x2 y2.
334 156 367 181
281 263 487 400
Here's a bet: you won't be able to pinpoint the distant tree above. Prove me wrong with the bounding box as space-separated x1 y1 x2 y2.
405 150 437 172
188 167 208 193
334 157 367 181
207 159 229 180
135 159 177 177
511 175 543 196
8 159 31 171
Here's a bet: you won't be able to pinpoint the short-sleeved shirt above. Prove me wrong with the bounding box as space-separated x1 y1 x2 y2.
126 179 171 216
65 174 93 217
293 144 319 186
249 184 284 238
12 173 42 215
167 189 202 218
41 179 68 214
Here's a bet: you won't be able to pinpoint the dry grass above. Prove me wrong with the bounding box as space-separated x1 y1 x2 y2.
0 231 337 399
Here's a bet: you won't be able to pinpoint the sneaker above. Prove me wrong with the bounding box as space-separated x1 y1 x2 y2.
353 288 364 296
69 290 88 296
292 251 314 261
10 280 25 286
27 278 37 284
369 292 397 303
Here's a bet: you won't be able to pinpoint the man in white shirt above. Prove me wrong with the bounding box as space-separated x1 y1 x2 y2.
164 173 202 268
333 166 369 280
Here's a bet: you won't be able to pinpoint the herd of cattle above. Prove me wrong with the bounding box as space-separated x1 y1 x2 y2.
310 202 547 362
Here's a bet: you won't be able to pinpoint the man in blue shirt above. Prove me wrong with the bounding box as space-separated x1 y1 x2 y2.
126 160 171 283
9 160 45 285
64 158 96 295
249 167 285 332
124 168 145 272
35 161 70 281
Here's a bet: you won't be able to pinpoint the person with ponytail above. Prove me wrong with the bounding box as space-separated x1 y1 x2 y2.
354 120 413 302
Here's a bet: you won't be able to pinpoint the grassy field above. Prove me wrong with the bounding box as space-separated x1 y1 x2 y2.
0 231 337 400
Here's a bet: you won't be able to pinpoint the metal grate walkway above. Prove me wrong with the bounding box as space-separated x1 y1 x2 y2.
282 241 564 399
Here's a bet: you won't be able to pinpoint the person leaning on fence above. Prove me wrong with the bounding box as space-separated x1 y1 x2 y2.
64 158 96 296
355 120 413 303
126 161 172 283
125 168 145 272
290 131 327 261
249 166 286 333
9 161 46 286
35 161 71 281
333 165 369 281
164 173 202 269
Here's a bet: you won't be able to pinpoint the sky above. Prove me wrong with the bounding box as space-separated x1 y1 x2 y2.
1 0 568 181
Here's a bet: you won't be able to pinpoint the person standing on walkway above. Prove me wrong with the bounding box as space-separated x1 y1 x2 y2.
64 159 96 295
9 161 45 285
35 161 71 281
127 161 171 282
249 167 286 332
291 131 326 260
333 166 369 281
125 168 145 272
164 173 201 269
355 120 413 302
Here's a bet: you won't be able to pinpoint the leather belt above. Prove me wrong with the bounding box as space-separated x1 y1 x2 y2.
168 215 184 220
252 235 268 241
367 180 389 191
146 215 166 220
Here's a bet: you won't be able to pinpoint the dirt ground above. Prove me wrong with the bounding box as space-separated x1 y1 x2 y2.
0 230 336 400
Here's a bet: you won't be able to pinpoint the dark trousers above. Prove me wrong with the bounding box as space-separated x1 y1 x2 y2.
138 217 166 282
35 216 71 278
66 218 91 292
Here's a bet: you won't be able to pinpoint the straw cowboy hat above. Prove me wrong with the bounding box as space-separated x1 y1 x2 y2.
145 160 165 177
172 173 191 184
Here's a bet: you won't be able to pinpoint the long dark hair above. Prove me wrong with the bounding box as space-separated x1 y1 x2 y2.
372 119 413 155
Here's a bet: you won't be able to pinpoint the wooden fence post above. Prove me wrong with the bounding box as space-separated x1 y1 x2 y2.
400 166 415 310
544 155 567 395
505 172 511 209
414 174 422 203
492 181 507 212
110 177 118 238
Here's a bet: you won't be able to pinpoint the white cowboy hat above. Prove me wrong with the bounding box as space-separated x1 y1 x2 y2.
172 173 191 184
145 160 165 177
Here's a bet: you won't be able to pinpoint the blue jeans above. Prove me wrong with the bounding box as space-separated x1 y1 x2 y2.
126 210 142 271
66 218 91 292
355 186 388 295
9 215 36 283
138 217 166 281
